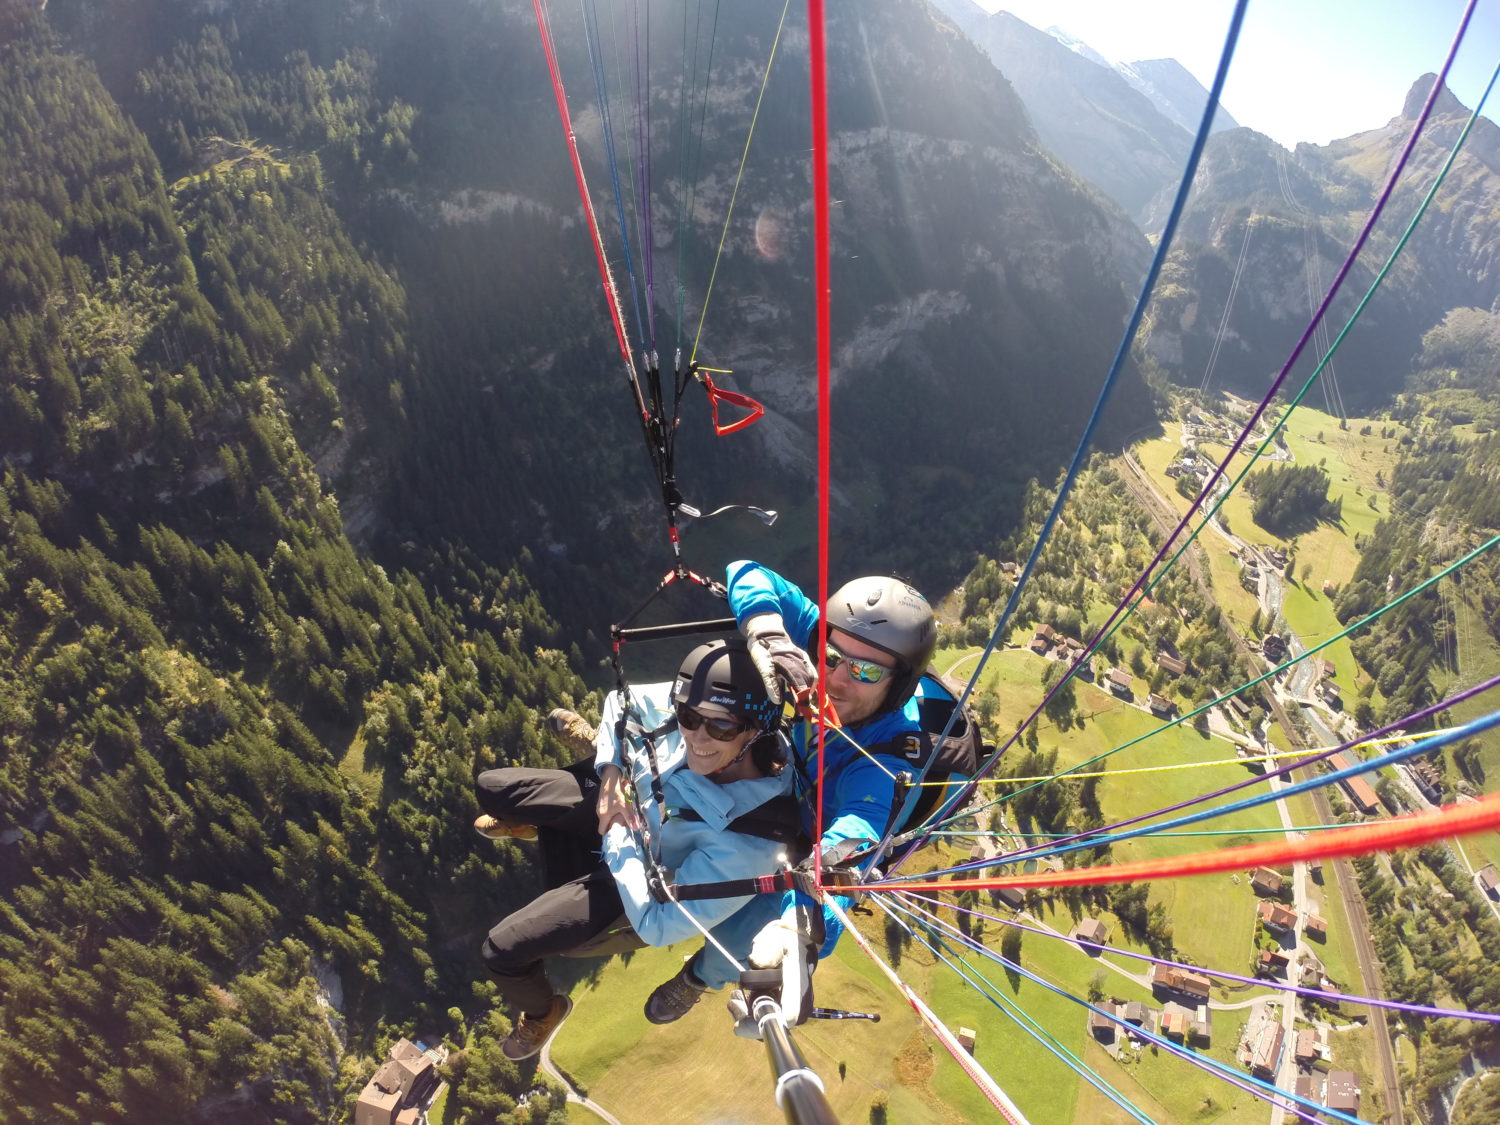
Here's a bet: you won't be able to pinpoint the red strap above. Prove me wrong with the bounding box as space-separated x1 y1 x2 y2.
698 370 765 435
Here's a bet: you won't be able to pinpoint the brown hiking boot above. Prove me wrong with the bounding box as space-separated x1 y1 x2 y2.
548 708 598 756
473 814 537 842
502 994 573 1060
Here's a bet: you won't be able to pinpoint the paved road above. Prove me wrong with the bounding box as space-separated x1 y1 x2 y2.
539 1033 623 1125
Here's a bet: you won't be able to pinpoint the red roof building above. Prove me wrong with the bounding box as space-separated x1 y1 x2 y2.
1250 867 1283 896
1257 901 1298 931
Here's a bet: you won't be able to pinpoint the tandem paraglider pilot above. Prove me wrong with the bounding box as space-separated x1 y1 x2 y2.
472 636 798 1061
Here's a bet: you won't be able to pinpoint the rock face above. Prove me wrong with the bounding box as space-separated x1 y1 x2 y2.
1138 77 1500 407
1116 57 1240 139
925 0 1203 229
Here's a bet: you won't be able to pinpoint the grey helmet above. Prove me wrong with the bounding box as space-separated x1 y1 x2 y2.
671 636 780 730
825 576 936 714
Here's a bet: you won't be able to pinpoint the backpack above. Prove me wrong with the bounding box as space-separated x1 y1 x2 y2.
868 671 990 834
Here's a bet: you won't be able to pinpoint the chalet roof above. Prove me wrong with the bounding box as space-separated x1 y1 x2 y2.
1073 918 1107 943
1155 653 1187 675
1257 901 1297 929
1251 1022 1284 1073
1148 692 1174 712
1326 1071 1360 1112
1107 668 1133 689
1304 913 1327 934
1250 867 1283 894
1479 865 1499 891
1029 636 1051 653
1036 623 1057 638
1295 1028 1318 1060
1122 1001 1149 1025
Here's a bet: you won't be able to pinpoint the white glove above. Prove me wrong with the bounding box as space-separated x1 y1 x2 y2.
749 917 804 969
744 613 817 705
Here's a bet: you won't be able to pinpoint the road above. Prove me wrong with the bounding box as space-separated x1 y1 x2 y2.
540 1035 623 1125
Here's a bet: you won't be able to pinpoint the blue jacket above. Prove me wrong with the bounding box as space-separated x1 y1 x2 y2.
594 682 794 949
725 560 927 961
727 559 923 851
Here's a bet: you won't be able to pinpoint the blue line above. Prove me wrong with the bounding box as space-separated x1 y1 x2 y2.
877 0 1251 864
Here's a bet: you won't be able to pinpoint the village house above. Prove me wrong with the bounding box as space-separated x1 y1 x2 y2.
1294 1028 1320 1064
1250 1023 1284 1078
994 885 1025 910
1327 751 1380 815
1148 692 1176 718
1035 623 1057 641
1029 633 1051 655
1409 759 1442 803
1256 949 1290 977
1089 1006 1116 1043
1160 1002 1211 1045
1480 864 1500 900
1320 681 1342 709
1228 694 1253 720
1107 668 1134 699
1121 1001 1150 1031
1326 1071 1361 1116
1155 652 1187 677
1250 867 1283 896
1151 964 1212 1001
1294 1074 1319 1102
355 1039 440 1125
1257 901 1298 932
1303 913 1327 941
1072 917 1108 949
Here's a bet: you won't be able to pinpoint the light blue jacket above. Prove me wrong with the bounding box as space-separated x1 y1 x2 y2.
594 683 795 950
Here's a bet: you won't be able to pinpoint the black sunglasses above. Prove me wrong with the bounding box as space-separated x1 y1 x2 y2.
675 702 747 742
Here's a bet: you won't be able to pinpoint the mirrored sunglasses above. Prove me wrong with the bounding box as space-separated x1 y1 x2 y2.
824 642 894 685
675 702 747 742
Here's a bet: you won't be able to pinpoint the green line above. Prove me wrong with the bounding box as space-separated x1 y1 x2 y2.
942 73 1500 832
962 531 1500 823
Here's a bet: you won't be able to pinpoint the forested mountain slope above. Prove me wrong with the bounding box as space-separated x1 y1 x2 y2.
1 0 1167 1119
0 13 585 1121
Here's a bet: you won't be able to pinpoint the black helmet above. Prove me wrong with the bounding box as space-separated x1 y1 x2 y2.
825 576 936 712
671 637 779 730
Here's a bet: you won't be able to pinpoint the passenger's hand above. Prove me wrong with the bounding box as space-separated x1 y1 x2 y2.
749 917 804 970
596 765 639 834
744 613 816 706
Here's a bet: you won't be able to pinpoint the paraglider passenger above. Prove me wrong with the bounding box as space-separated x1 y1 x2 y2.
644 559 937 1015
473 636 793 1059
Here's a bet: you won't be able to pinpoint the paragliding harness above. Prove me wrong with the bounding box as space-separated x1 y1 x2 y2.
871 670 989 844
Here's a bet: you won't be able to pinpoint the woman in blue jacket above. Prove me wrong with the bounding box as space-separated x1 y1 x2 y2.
474 637 795 1061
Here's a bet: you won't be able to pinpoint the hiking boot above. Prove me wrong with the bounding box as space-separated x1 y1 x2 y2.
548 708 598 756
502 994 572 1061
474 814 537 842
644 959 708 1024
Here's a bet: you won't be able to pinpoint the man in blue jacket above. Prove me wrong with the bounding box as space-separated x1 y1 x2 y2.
643 560 938 1021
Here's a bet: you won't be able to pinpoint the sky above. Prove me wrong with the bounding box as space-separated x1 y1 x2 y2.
974 0 1500 149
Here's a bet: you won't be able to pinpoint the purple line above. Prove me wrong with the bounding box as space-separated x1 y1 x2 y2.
984 674 1500 868
911 0 1481 862
909 892 1500 1025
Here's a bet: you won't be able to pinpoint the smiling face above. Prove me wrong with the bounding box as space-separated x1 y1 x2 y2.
824 628 897 726
679 707 761 780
